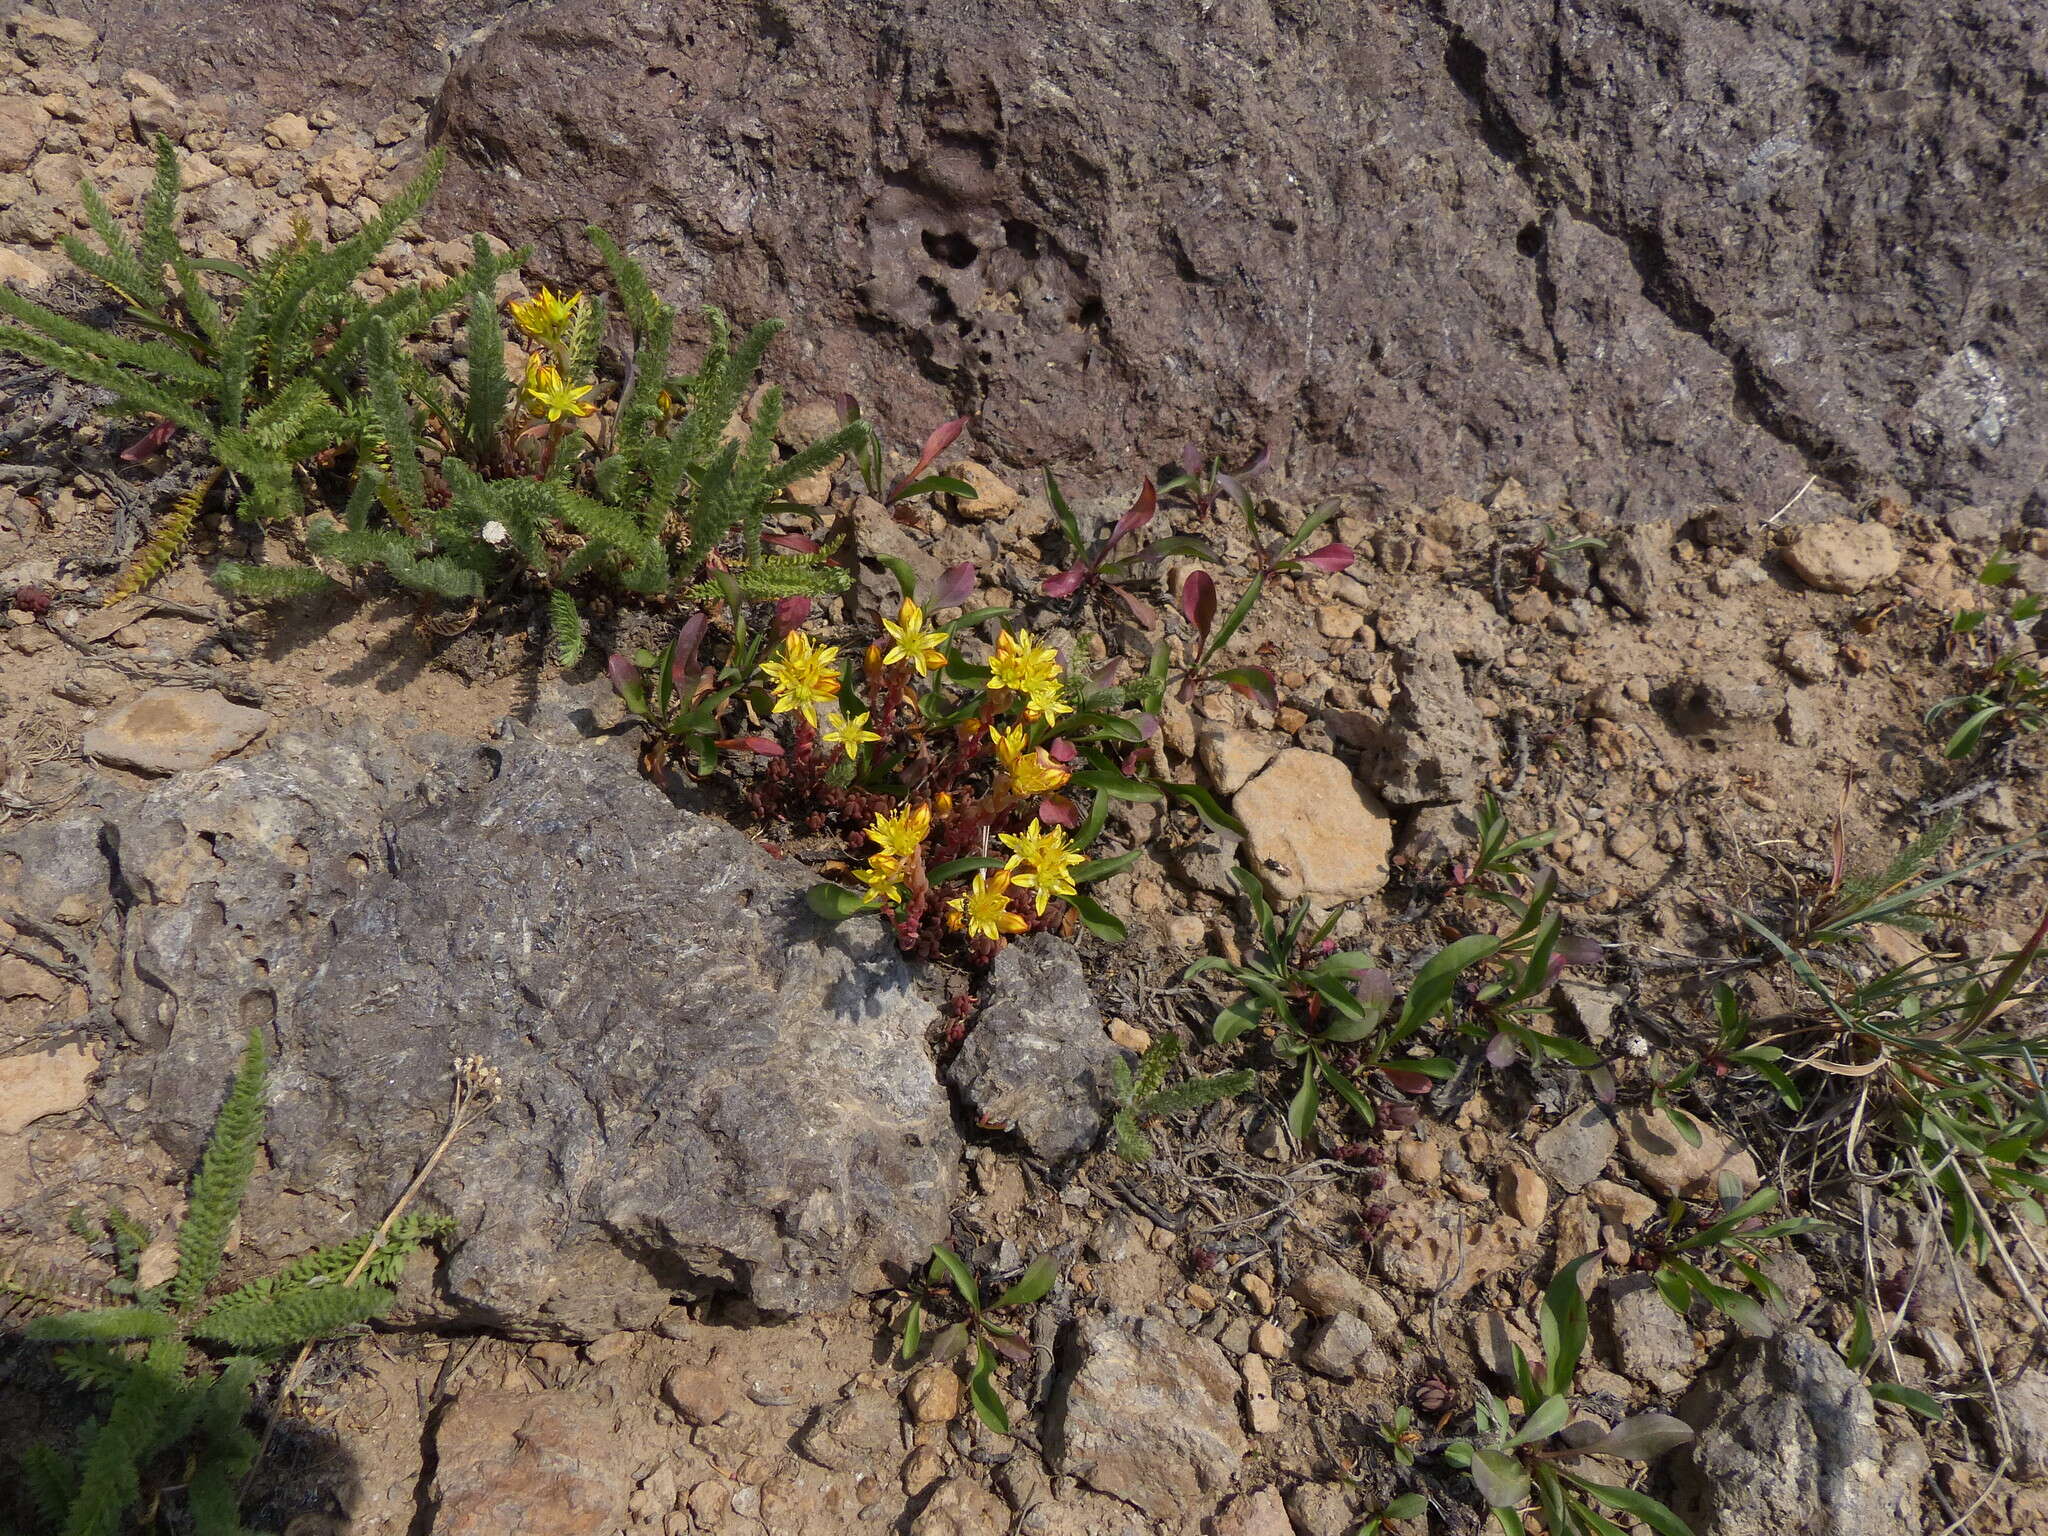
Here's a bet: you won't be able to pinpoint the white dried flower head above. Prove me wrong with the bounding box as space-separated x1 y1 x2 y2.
480 520 508 546
1623 1034 1650 1059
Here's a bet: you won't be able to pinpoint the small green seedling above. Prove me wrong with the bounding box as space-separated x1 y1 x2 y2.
1109 1034 1255 1162
1442 1257 1696 1535
1352 1491 1429 1535
1634 1183 1825 1331
896 1244 1056 1434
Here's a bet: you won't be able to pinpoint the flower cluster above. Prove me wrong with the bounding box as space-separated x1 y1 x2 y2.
510 285 596 424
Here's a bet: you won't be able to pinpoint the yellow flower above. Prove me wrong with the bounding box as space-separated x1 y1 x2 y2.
993 725 1070 796
854 854 906 908
820 709 882 761
948 869 1030 944
866 803 932 864
999 821 1084 914
521 355 596 422
881 597 949 676
988 627 1063 699
508 285 582 346
1022 677 1072 728
761 631 842 725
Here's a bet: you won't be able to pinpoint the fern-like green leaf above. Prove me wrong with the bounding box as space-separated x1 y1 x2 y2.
364 318 424 515
24 1305 174 1345
211 562 338 601
549 590 586 668
60 1335 190 1536
102 469 219 607
680 553 848 606
0 322 209 434
0 284 216 391
167 1029 266 1316
586 225 667 342
70 177 164 312
733 387 783 560
208 1213 451 1312
1141 1070 1256 1118
139 135 183 277
20 1441 77 1530
50 1343 139 1393
462 252 511 460
769 419 868 491
191 1282 394 1352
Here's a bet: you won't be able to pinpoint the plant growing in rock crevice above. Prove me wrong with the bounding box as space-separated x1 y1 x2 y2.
895 1244 1055 1434
1108 1033 1255 1162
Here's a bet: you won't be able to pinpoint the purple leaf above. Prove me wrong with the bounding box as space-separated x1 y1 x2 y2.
1589 1065 1618 1105
1091 658 1125 688
671 613 710 687
1109 585 1159 630
120 420 179 462
1180 569 1217 637
1298 542 1356 574
834 392 861 426
1485 1031 1520 1069
1216 666 1278 709
1046 737 1079 764
721 735 785 757
771 595 812 641
1041 566 1089 598
1235 444 1271 480
888 414 972 499
927 561 976 611
1352 968 1394 1013
607 653 641 696
1381 1067 1434 1096
1038 796 1079 827
1135 712 1159 740
1180 443 1204 480
1214 472 1245 506
1557 934 1605 971
1107 479 1158 547
762 532 822 554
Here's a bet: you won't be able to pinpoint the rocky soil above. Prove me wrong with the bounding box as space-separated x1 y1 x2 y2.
2 10 2047 1536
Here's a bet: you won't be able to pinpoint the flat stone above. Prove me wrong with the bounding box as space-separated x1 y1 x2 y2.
1782 519 1901 594
1300 1312 1375 1380
1533 1104 1620 1193
1051 1313 1247 1520
909 1478 1010 1536
1212 1488 1293 1536
1496 1163 1550 1228
946 933 1118 1164
949 462 1020 521
1621 1109 1760 1200
1598 1274 1695 1392
82 686 269 775
1233 748 1394 903
0 1040 98 1135
1196 727 1279 796
662 1364 733 1426
427 1391 628 1536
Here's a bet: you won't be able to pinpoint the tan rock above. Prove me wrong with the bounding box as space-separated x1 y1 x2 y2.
946 462 1019 521
904 1363 964 1423
1782 519 1901 594
307 143 376 205
83 687 269 775
1212 1488 1294 1536
1240 1352 1282 1433
1196 726 1279 795
14 11 99 58
0 98 45 175
1497 1163 1550 1228
0 1040 98 1134
909 1477 1009 1536
263 113 317 152
661 1363 733 1425
0 247 53 291
1233 748 1394 902
429 1392 627 1536
1620 1109 1760 1200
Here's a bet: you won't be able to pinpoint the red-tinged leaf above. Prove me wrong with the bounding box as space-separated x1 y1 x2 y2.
1589 1065 1618 1104
719 736 785 757
762 532 822 554
1135 712 1159 740
607 653 641 695
1215 666 1278 708
1353 968 1394 1012
120 420 178 461
771 595 811 641
1235 444 1271 480
1180 443 1204 479
1297 542 1355 574
1485 1031 1520 1069
988 1333 1032 1364
1046 737 1079 763
1109 585 1159 630
928 561 976 611
834 392 861 425
1041 566 1089 598
1180 569 1217 637
1215 472 1246 506
1380 1067 1435 1095
1108 479 1157 546
889 414 971 497
1039 796 1079 827
1091 658 1124 687
1557 934 1604 970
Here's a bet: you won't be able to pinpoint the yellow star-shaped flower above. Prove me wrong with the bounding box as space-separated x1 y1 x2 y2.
521 356 596 422
948 869 1030 944
508 285 582 347
760 631 842 726
998 821 1084 914
988 627 1063 698
1022 678 1072 728
820 709 883 761
866 803 932 864
881 598 949 676
854 854 906 908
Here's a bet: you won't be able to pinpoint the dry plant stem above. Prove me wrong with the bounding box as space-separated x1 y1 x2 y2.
1911 1150 2014 1477
251 1064 496 1476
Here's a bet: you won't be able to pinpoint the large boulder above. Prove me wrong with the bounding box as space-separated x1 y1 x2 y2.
67 0 2045 517
17 731 961 1336
1669 1329 1927 1536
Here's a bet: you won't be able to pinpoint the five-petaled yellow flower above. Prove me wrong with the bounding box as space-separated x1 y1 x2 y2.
948 868 1030 944
999 821 1084 914
508 286 582 347
521 356 596 422
820 710 883 761
881 598 949 676
992 724 1070 796
854 854 906 908
1022 677 1071 728
866 803 932 863
988 627 1063 698
761 631 842 725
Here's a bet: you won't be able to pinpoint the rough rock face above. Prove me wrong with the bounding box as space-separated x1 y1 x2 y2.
1671 1329 1928 1536
946 933 1120 1164
63 0 2045 517
12 730 960 1335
